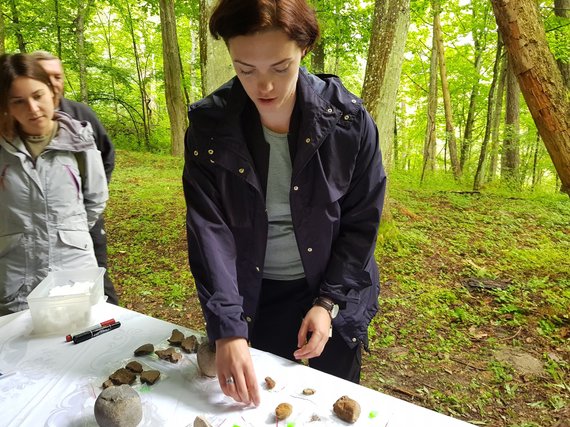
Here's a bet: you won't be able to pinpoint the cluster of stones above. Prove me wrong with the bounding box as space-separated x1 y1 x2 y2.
102 360 160 388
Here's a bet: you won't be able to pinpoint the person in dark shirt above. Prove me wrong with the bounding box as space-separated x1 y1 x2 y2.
32 51 118 305
183 0 386 406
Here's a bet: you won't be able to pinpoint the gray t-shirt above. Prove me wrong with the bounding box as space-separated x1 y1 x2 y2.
262 126 305 280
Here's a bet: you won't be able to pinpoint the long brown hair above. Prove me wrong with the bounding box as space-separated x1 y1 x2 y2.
0 53 55 139
209 0 320 54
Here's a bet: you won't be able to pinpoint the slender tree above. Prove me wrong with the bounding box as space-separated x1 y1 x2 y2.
74 0 95 104
474 35 503 190
158 0 187 157
554 0 570 88
491 0 570 195
434 11 460 180
8 0 26 52
461 0 492 172
0 3 5 55
487 48 507 183
421 2 439 182
501 58 520 187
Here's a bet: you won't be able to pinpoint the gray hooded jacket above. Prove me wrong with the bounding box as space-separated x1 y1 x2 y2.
0 112 109 315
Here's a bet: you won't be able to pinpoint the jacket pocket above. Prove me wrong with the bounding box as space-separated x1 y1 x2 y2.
58 230 93 251
0 233 23 257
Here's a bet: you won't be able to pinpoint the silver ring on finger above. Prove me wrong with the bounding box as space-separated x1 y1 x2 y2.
225 376 235 385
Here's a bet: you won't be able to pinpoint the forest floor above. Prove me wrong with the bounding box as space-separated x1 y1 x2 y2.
106 150 569 427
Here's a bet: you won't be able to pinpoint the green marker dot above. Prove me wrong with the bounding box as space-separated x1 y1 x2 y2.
286 422 295 427
369 410 378 418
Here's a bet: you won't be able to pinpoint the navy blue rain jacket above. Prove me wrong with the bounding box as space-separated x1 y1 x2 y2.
182 68 386 349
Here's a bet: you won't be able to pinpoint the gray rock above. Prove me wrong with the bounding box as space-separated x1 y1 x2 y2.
94 385 143 427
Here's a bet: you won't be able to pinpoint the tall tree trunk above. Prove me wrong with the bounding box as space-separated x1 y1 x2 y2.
199 0 233 97
123 0 151 149
434 12 460 180
460 50 482 172
421 4 439 182
473 36 503 190
501 58 520 187
311 39 325 74
554 0 570 88
487 49 507 182
159 0 187 157
362 0 410 221
74 0 94 104
9 0 26 52
531 134 541 188
0 3 5 55
491 0 570 195
97 10 119 116
55 0 62 58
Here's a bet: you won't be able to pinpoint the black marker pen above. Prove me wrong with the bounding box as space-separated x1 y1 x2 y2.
72 321 121 344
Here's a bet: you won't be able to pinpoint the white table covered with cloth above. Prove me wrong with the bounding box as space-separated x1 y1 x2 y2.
0 303 475 427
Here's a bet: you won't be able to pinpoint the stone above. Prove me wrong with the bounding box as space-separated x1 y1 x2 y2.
155 347 183 363
140 370 161 385
494 347 544 376
193 415 213 427
196 342 217 377
333 395 361 423
134 343 154 356
168 329 185 346
302 388 315 395
265 376 276 390
94 385 142 427
125 361 143 374
275 403 292 421
109 368 136 386
181 335 199 353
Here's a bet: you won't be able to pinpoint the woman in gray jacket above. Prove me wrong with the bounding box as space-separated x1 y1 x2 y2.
0 53 109 315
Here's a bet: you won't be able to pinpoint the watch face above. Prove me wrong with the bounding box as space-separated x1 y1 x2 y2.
331 304 339 319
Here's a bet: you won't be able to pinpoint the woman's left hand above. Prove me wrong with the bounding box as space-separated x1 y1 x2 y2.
293 306 331 360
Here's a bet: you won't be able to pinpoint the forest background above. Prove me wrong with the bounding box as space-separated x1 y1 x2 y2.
1 0 569 426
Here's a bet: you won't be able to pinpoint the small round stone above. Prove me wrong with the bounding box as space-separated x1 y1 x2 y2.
94 385 143 427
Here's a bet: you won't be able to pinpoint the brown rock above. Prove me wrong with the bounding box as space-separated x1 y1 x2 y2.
125 361 143 374
109 368 136 386
197 342 217 377
275 402 292 421
265 376 276 390
102 379 114 389
333 395 361 423
168 328 185 346
302 388 315 395
155 347 183 363
140 370 161 385
94 385 142 427
134 343 154 356
181 335 199 353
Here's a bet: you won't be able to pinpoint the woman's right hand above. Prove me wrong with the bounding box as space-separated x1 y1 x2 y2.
215 337 260 406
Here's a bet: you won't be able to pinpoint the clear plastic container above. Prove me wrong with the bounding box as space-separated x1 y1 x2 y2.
27 267 105 335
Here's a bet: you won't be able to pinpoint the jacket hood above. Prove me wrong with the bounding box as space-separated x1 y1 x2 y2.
50 111 95 152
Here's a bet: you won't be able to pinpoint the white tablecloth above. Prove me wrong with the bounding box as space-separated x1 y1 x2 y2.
0 303 475 427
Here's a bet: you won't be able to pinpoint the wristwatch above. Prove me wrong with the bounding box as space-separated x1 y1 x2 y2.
313 296 340 319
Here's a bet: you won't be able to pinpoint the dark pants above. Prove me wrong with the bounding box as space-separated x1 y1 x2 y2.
249 278 361 383
90 216 118 305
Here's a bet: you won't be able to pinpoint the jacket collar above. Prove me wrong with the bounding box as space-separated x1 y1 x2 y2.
188 68 362 182
0 111 94 157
